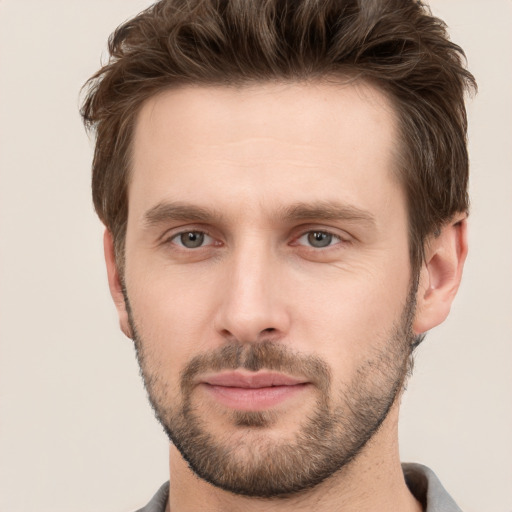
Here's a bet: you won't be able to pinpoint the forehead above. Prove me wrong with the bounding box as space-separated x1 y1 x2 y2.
129 80 402 223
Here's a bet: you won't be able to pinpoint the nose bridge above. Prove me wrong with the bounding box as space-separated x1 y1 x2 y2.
215 234 289 342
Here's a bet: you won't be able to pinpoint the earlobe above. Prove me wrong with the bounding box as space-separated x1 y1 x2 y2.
413 214 468 335
103 229 133 339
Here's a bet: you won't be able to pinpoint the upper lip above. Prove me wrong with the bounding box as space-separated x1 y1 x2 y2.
201 371 308 388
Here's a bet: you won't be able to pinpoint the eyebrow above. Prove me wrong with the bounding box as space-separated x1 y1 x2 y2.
276 201 376 226
143 202 225 227
142 200 376 228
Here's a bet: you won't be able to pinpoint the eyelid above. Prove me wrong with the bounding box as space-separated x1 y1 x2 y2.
158 224 352 250
296 232 341 249
172 231 214 248
291 226 352 246
160 225 219 246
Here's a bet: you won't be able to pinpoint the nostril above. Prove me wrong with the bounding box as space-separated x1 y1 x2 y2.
261 327 276 334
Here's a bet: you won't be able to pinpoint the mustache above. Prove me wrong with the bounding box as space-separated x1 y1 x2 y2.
180 341 331 394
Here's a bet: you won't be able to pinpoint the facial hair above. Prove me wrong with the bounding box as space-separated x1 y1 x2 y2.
125 292 418 498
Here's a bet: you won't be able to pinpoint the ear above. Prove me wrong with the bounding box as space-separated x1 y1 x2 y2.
413 214 468 335
103 229 133 339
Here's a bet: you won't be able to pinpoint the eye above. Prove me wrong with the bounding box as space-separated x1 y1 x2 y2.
171 231 213 249
297 230 341 248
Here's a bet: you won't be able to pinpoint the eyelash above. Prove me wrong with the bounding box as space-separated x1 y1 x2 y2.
166 229 217 249
294 230 345 249
164 228 348 250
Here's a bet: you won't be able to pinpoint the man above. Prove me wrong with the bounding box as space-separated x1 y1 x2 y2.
81 0 476 510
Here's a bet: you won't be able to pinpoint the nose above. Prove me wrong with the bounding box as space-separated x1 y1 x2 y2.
214 238 291 344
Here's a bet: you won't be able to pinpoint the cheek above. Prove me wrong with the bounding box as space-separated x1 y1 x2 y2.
288 259 411 373
124 232 412 384
125 261 220 363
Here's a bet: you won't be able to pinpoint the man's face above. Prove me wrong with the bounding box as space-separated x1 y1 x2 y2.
121 81 416 496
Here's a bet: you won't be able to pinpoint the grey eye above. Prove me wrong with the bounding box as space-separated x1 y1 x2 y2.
178 231 206 248
307 231 333 248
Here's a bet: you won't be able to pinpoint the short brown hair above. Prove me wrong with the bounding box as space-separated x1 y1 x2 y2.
81 0 476 272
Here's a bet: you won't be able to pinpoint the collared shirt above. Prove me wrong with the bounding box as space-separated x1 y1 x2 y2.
135 463 462 512
403 463 462 511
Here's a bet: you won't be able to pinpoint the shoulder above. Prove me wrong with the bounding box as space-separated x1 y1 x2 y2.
402 462 462 512
133 482 169 512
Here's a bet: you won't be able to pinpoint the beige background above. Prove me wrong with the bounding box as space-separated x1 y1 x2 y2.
0 1 510 511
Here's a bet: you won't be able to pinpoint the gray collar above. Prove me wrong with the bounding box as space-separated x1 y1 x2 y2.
403 462 463 512
136 463 462 512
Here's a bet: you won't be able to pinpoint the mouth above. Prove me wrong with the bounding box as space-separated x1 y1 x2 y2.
199 371 310 411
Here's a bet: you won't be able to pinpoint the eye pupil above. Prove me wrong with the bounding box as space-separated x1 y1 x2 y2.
307 231 332 248
180 232 205 248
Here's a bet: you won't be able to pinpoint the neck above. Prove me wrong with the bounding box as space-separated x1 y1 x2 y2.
166 405 422 512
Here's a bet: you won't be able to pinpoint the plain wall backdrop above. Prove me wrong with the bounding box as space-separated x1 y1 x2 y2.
0 1 510 511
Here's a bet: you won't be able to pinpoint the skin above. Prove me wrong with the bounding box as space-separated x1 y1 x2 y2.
104 80 467 512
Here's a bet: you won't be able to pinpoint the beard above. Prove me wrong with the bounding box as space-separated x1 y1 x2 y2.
125 290 419 498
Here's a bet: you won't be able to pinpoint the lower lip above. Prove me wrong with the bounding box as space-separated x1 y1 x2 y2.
201 383 309 411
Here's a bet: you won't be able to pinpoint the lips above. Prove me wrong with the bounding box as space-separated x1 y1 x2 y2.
199 371 310 411
202 371 307 388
